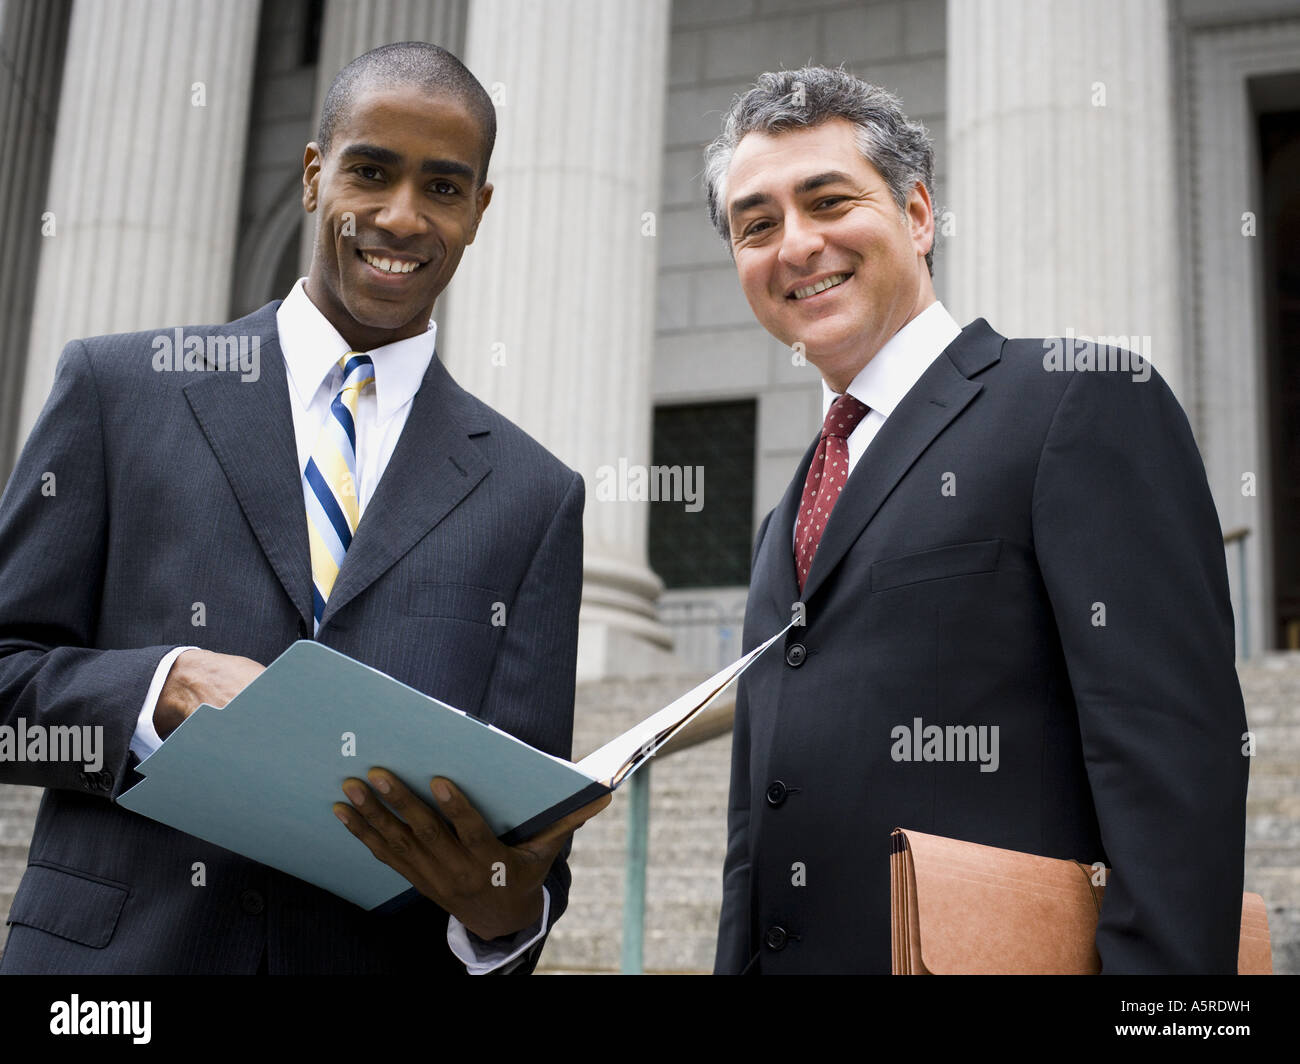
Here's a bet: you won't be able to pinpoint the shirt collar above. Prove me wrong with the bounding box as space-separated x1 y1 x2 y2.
276 277 438 422
821 300 962 419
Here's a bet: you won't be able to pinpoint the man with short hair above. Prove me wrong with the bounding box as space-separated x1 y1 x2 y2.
706 66 1248 974
0 41 606 974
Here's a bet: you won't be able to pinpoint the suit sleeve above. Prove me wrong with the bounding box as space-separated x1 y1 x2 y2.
475 467 585 974
0 339 179 796
714 508 773 974
1031 364 1248 973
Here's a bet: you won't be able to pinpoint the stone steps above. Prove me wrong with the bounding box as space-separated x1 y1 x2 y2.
538 671 732 972
1240 652 1300 981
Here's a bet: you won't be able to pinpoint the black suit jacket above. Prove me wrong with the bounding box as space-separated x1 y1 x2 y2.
715 318 1249 974
0 300 584 973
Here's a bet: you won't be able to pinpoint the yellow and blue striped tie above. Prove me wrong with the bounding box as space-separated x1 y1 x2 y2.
304 353 375 632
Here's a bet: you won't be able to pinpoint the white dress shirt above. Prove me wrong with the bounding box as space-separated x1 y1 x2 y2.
824 300 962 474
132 277 546 974
795 300 962 546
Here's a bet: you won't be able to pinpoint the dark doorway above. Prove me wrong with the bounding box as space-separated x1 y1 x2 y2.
1257 100 1300 648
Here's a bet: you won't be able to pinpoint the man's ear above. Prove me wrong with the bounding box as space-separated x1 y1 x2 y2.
302 143 323 213
906 180 934 262
467 181 494 244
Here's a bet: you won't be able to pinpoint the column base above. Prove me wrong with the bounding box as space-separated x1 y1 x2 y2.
576 553 680 681
576 620 682 682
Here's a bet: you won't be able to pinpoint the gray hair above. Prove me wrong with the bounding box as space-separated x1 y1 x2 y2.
703 66 936 273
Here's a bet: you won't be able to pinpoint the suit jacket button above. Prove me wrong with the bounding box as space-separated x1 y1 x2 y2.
785 643 806 667
764 925 788 951
765 781 788 807
240 889 265 915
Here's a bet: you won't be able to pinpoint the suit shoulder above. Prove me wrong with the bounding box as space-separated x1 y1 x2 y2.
71 302 281 388
982 333 1197 474
457 389 579 494
982 332 1174 408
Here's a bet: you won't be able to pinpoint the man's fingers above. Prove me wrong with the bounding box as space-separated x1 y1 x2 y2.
340 774 611 876
523 791 613 852
333 800 404 867
158 651 266 737
340 777 414 859
428 777 495 853
365 768 449 853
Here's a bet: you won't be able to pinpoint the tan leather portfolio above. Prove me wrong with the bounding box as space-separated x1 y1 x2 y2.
890 827 1272 974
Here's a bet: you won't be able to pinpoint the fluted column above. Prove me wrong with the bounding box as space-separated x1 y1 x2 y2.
444 0 675 680
18 0 260 444
944 0 1184 399
0 0 71 477
298 0 468 274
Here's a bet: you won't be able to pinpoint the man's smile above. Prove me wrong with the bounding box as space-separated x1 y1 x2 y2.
787 271 853 301
356 248 428 278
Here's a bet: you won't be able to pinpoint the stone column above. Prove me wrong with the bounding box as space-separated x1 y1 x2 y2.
0 0 71 477
297 0 469 274
944 0 1184 399
18 0 261 443
444 0 675 680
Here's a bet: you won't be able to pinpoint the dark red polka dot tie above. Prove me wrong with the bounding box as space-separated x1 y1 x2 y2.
794 394 870 593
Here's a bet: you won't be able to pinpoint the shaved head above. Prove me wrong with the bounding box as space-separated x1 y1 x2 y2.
317 41 496 185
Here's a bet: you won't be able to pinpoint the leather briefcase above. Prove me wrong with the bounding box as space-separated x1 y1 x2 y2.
890 827 1272 974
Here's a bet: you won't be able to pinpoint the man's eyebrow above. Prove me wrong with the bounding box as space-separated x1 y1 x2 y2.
794 171 854 194
339 143 476 180
339 143 401 165
728 191 772 220
728 171 856 221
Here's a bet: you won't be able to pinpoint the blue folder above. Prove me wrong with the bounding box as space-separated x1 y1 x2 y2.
118 631 786 909
118 642 603 909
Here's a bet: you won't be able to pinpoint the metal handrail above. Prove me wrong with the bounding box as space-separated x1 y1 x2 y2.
619 600 745 973
617 685 741 974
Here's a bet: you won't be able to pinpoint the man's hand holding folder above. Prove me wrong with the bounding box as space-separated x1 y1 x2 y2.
334 770 611 940
154 646 612 938
154 649 266 738
120 633 788 910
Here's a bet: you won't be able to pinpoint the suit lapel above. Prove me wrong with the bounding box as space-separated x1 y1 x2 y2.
756 435 818 617
319 352 491 627
798 319 1003 603
183 303 315 629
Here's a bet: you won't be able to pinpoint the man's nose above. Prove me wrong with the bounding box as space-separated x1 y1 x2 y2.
777 210 824 267
373 181 429 237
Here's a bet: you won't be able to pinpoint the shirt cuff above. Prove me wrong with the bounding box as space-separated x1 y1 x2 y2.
446 887 550 975
131 647 197 762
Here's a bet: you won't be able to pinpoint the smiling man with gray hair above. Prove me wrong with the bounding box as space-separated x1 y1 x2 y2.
707 65 1248 975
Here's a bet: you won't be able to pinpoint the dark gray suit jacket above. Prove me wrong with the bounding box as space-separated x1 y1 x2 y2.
0 299 584 974
716 319 1249 974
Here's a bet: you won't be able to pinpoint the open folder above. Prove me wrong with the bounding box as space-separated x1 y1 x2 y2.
117 624 790 909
